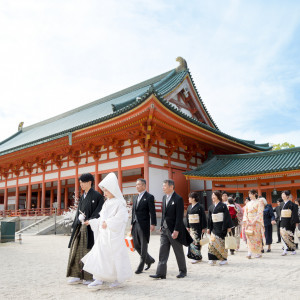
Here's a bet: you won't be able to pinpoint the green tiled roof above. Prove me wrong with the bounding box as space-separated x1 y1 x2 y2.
0 61 271 156
184 147 300 178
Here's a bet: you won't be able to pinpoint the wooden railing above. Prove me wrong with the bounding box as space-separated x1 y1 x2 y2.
0 208 69 218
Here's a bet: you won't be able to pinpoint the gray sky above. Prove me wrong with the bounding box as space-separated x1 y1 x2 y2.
1 0 300 146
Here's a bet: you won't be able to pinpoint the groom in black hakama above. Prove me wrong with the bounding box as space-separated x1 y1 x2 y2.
66 173 104 284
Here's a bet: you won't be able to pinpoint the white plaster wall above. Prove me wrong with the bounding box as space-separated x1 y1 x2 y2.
7 180 17 186
0 182 5 188
123 148 131 156
100 153 108 160
133 147 143 154
206 180 212 189
149 157 168 166
123 182 136 188
79 166 95 174
122 156 144 168
149 147 157 154
123 186 137 195
19 178 29 184
99 161 118 171
159 148 166 156
109 152 117 159
69 161 75 167
61 169 76 177
8 199 15 204
62 162 68 168
190 179 204 191
179 154 185 161
0 204 4 210
171 161 187 168
45 172 59 180
88 157 95 163
31 175 43 183
149 167 169 202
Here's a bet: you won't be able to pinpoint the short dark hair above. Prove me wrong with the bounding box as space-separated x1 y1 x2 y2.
79 173 94 184
222 191 229 196
228 197 234 204
295 198 300 205
163 179 175 188
277 198 283 203
189 192 199 202
137 178 146 185
212 190 222 201
282 190 291 196
249 189 258 199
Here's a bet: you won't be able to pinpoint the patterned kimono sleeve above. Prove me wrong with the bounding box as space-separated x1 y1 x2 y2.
242 204 249 223
257 199 264 224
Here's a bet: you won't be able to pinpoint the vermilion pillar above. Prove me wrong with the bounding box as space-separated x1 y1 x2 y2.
144 151 149 191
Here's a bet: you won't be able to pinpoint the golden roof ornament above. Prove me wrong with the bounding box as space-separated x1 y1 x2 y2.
175 57 187 72
18 122 24 132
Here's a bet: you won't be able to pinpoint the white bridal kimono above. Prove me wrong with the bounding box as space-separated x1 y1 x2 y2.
81 173 132 283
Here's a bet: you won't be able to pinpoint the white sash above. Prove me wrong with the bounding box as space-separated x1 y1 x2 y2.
188 214 200 224
281 209 292 218
212 212 224 223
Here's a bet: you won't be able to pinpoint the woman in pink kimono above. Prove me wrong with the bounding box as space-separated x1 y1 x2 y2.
243 189 264 259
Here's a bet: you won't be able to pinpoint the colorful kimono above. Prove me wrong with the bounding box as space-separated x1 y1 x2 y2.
208 202 233 261
186 202 207 261
242 199 264 255
280 200 300 251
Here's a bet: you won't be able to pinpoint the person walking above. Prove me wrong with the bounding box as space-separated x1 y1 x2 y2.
243 189 264 259
262 198 276 253
274 199 284 243
66 173 104 285
186 192 207 263
207 191 233 266
131 178 157 274
150 179 192 279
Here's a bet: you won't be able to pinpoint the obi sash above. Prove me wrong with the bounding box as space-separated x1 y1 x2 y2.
212 212 224 223
188 214 200 224
281 209 292 218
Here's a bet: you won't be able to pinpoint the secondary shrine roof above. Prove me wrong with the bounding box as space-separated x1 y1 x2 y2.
184 147 300 178
0 58 271 156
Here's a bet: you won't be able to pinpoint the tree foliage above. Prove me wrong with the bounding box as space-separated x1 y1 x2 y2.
272 142 295 150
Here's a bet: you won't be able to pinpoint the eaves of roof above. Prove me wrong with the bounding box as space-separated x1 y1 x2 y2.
184 147 300 178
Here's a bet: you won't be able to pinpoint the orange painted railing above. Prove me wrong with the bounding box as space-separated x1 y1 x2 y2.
0 208 68 218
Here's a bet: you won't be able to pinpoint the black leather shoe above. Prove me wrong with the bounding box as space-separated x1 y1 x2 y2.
149 274 166 279
145 260 155 271
135 270 143 274
276 241 281 243
176 273 186 278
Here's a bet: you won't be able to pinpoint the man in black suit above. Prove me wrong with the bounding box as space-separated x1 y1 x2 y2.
274 198 284 243
150 179 192 279
66 173 104 285
131 178 157 274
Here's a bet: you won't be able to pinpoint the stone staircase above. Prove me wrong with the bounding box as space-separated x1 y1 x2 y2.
16 215 65 235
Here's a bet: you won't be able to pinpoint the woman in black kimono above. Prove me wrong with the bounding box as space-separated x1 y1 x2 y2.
207 190 233 266
186 192 207 263
280 190 300 256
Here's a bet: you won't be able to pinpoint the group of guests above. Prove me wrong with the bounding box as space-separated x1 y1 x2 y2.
65 173 300 289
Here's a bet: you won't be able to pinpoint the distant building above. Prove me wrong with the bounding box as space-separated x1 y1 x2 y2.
0 57 271 215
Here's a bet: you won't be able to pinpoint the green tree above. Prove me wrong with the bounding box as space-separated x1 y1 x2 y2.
272 142 295 150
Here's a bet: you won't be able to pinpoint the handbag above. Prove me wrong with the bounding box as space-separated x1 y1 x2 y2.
200 233 209 246
245 229 254 236
225 233 237 250
125 232 135 252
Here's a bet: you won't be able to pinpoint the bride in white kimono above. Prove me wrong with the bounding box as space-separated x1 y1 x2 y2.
81 172 132 289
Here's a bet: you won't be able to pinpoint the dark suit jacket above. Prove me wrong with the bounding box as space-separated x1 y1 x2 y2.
131 191 157 243
160 192 193 246
68 188 104 249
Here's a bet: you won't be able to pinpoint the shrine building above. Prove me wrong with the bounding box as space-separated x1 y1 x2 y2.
0 57 273 216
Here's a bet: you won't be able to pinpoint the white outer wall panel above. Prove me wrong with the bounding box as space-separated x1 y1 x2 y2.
79 166 95 174
31 175 43 183
122 156 144 168
19 178 29 184
99 161 118 171
7 180 17 186
45 172 59 180
149 167 169 202
149 157 168 166
61 169 76 177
